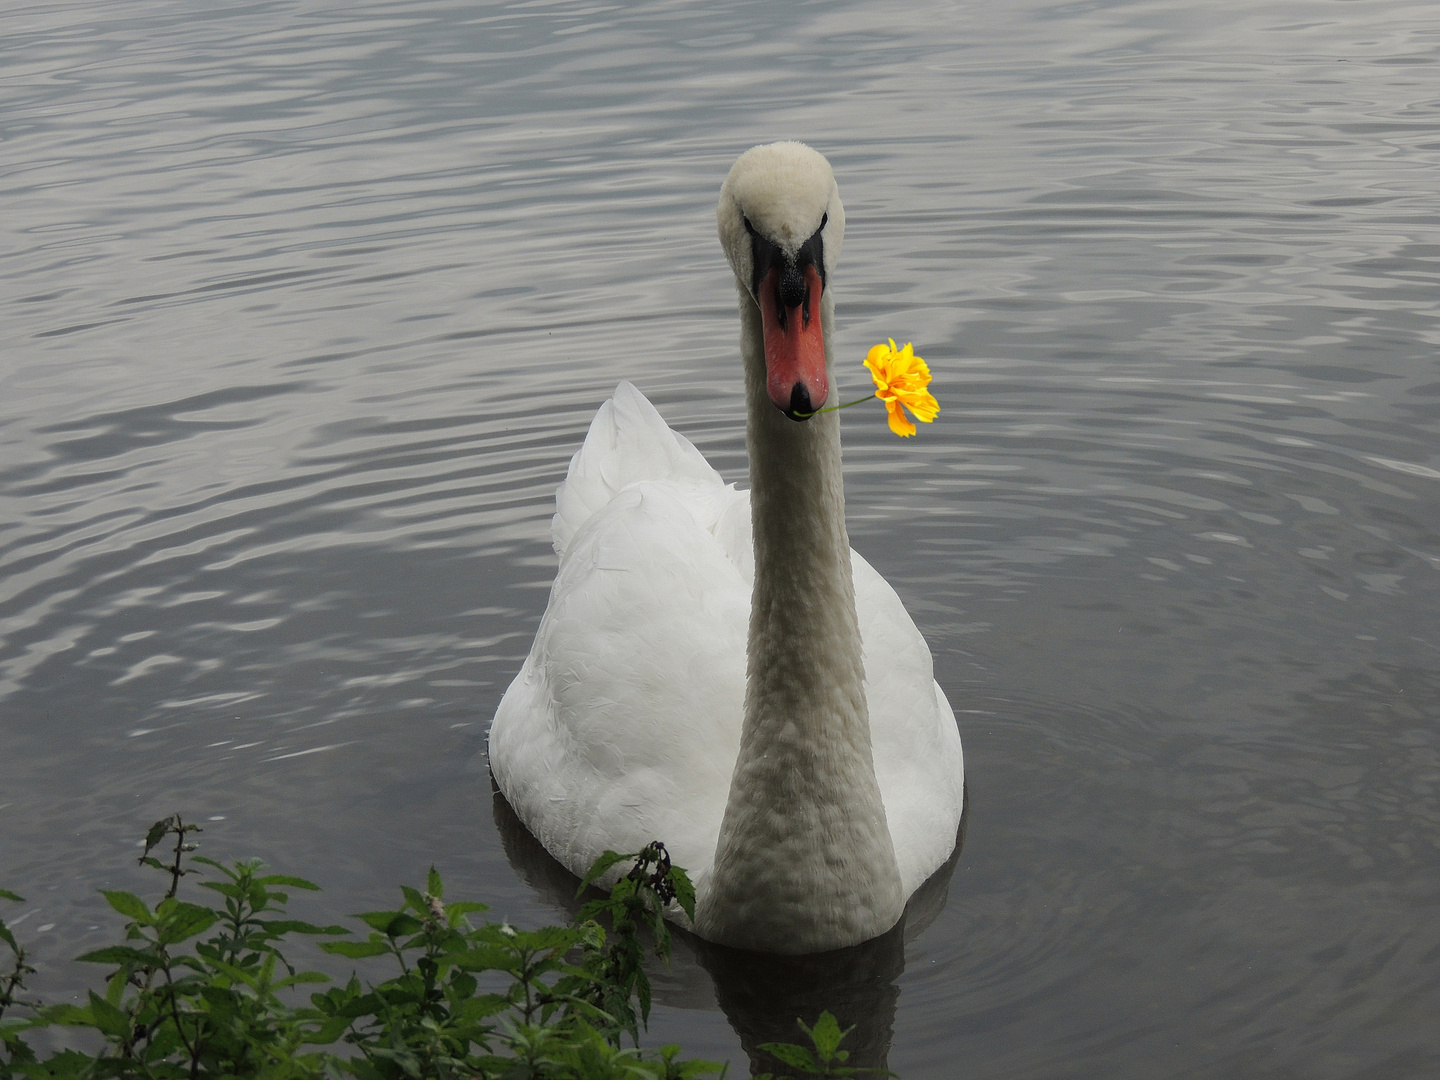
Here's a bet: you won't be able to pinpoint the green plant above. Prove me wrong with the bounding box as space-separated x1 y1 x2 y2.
0 819 878 1080
2 887 38 1075
574 841 695 1045
5 816 345 1079
756 1013 890 1079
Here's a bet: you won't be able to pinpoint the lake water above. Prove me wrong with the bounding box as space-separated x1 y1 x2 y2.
2 0 1438 1075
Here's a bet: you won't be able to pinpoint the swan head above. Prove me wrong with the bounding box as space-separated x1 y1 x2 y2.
718 142 846 421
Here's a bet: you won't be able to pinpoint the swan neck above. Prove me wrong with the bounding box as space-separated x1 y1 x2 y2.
695 285 904 954
744 292 854 663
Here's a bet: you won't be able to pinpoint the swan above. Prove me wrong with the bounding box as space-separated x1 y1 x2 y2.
488 141 964 954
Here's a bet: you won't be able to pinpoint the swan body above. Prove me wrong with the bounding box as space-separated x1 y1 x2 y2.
489 142 964 954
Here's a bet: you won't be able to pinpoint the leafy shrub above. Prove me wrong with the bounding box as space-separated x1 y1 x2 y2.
1 817 876 1079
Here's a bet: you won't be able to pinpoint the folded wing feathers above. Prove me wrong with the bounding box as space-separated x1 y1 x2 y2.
553 382 723 557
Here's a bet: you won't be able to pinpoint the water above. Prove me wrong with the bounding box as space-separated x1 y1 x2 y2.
3 0 1438 1075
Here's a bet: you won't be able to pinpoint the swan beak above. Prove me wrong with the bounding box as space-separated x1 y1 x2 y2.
758 263 828 421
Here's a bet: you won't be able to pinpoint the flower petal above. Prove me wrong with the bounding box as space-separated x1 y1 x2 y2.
898 387 939 423
886 398 916 437
864 340 938 435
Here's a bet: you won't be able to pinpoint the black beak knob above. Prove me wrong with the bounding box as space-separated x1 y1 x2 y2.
785 382 814 421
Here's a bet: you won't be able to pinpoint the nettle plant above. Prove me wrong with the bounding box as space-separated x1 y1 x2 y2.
0 817 877 1080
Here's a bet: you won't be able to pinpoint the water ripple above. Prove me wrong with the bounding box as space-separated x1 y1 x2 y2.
2 0 1438 1075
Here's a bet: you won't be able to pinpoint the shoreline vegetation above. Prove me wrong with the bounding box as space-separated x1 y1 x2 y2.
1 816 876 1080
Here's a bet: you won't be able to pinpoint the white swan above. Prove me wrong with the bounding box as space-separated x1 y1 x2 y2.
489 141 964 954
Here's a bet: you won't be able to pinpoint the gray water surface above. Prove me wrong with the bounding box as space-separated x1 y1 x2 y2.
3 1 1438 1076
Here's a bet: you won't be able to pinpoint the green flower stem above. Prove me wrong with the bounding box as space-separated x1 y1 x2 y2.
795 394 876 418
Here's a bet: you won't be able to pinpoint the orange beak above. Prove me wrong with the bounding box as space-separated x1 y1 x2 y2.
758 263 827 420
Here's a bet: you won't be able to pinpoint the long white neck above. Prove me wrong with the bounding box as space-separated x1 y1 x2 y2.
694 286 904 954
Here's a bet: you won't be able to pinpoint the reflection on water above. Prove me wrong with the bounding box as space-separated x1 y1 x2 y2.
2 0 1438 1076
492 778 966 1075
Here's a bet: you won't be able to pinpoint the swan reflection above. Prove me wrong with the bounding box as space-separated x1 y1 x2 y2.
491 778 966 1075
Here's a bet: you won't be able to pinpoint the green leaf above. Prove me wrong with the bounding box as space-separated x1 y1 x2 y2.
85 990 131 1040
510 924 584 954
300 1014 353 1045
0 924 16 952
257 947 278 989
197 879 244 900
448 945 520 973
258 918 348 936
577 919 606 950
37 1003 90 1027
356 910 399 933
443 900 489 921
248 881 275 910
803 1010 849 1062
759 1042 821 1073
204 955 262 990
142 817 174 856
369 911 422 938
578 849 633 894
399 885 428 914
156 900 218 944
319 940 392 959
637 967 653 1025
273 970 331 990
453 992 510 1022
0 889 22 903
22 1048 91 1077
144 1024 186 1062
100 890 152 924
647 1046 729 1079
669 866 697 921
255 874 321 891
75 945 156 967
328 988 385 1020
426 866 443 900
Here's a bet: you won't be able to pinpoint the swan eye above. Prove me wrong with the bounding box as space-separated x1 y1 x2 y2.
742 216 756 237
820 213 828 230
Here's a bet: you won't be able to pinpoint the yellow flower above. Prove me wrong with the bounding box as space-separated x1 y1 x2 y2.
864 339 939 437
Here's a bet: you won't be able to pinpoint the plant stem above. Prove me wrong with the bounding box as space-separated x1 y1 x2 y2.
159 965 201 1080
1 948 32 1019
795 394 875 418
164 815 200 900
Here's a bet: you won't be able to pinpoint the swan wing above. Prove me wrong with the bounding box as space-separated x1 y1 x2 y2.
492 386 749 884
853 551 966 895
552 381 721 556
